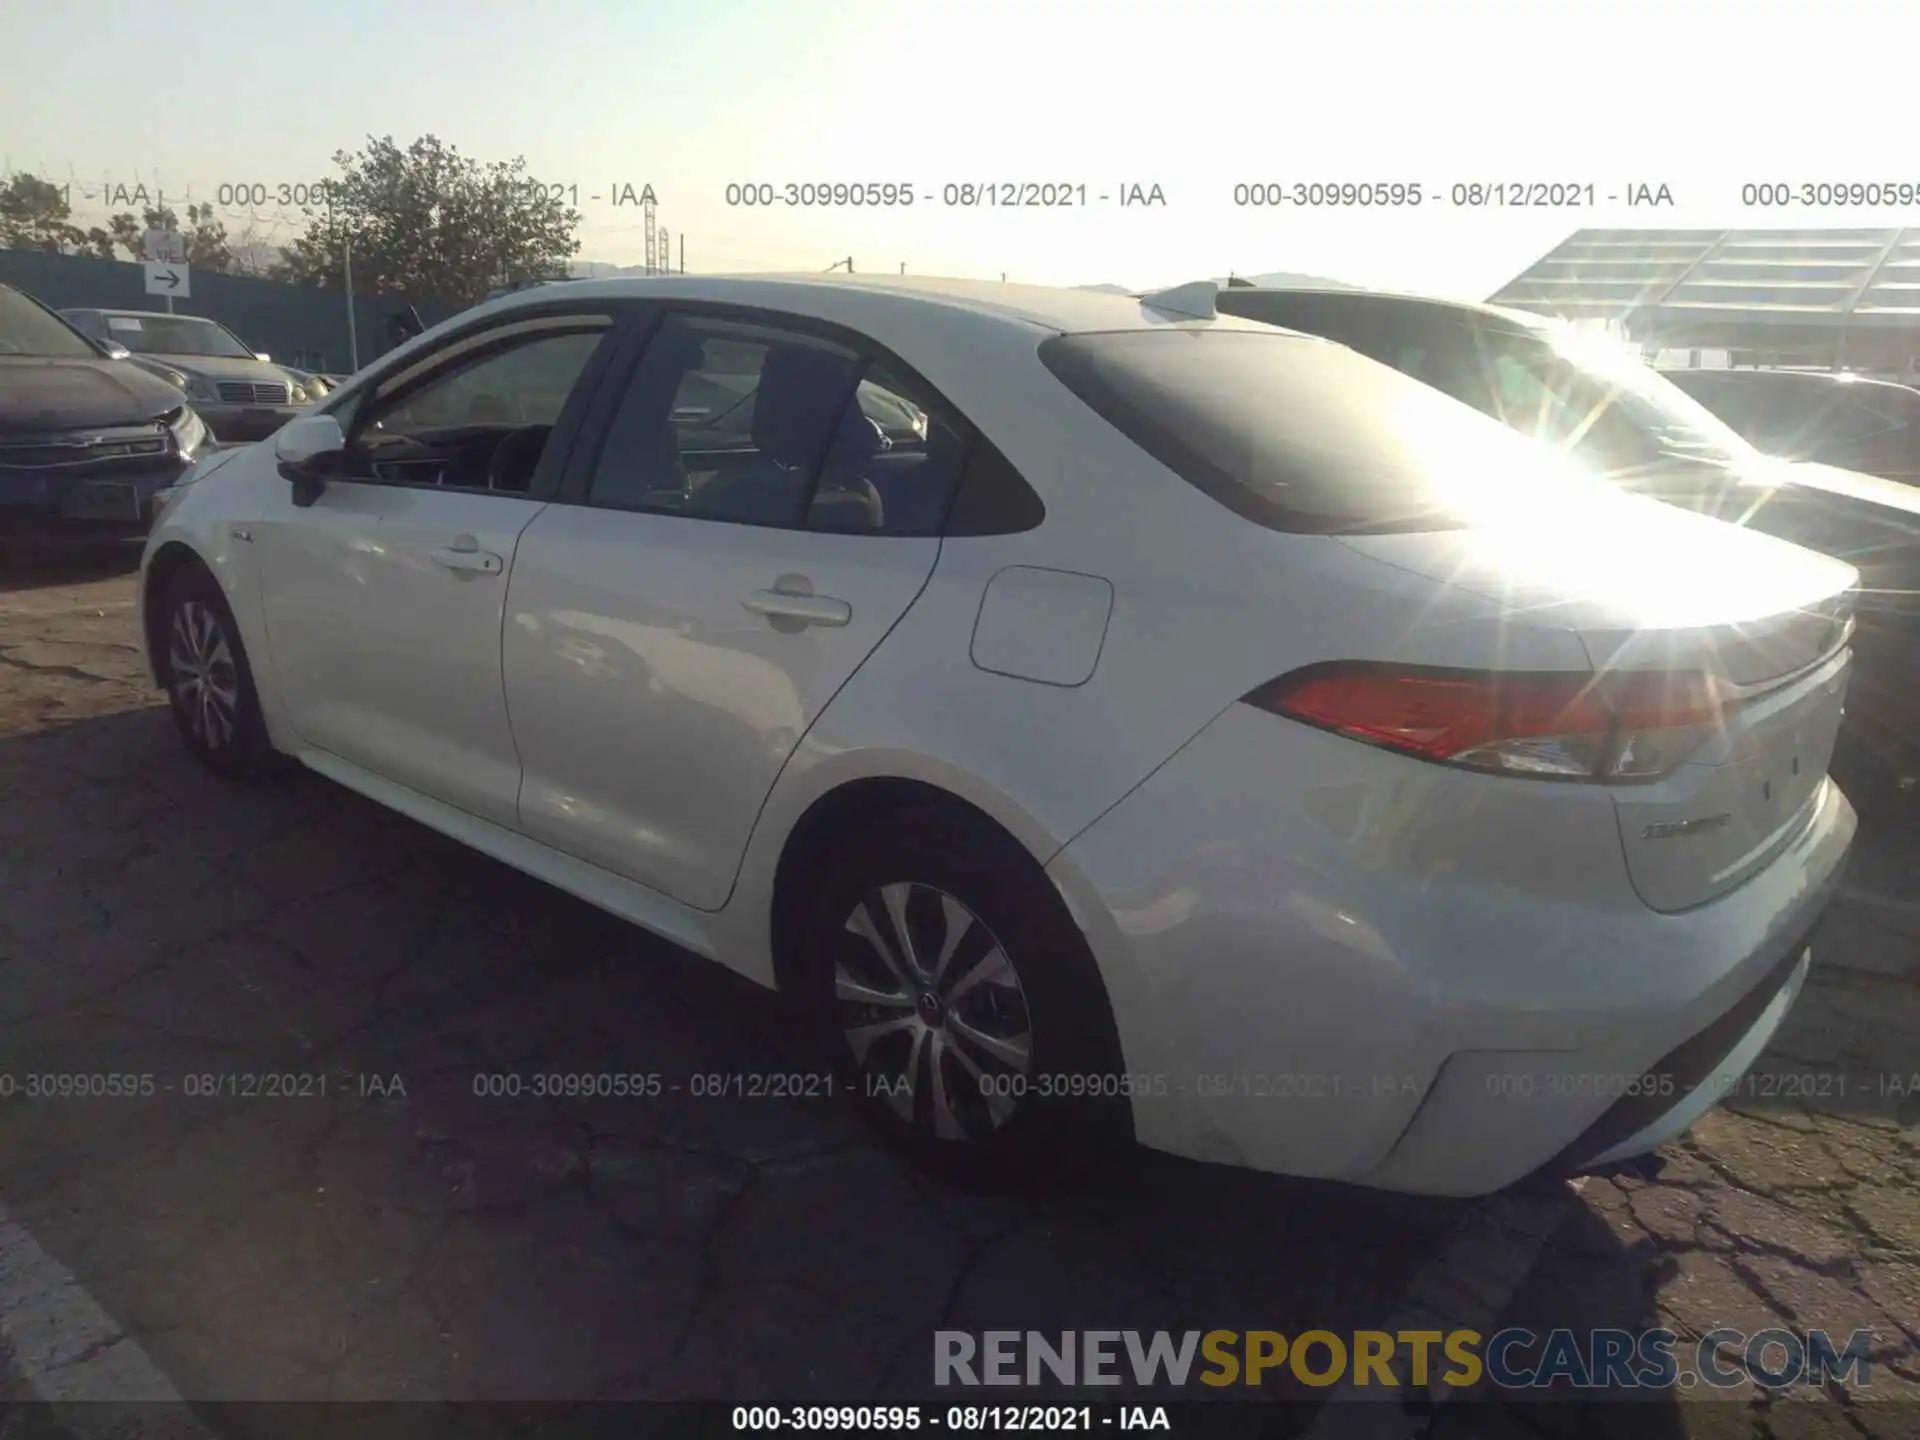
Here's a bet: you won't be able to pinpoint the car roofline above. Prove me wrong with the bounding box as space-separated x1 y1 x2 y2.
468 272 1289 339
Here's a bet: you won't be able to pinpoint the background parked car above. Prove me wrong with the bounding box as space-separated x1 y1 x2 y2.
0 283 211 538
59 308 314 443
1660 367 1920 486
1213 285 1920 812
278 365 334 401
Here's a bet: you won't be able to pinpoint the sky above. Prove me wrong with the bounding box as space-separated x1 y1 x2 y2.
4 0 1919 300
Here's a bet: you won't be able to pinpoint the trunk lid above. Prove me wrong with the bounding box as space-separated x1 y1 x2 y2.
1339 491 1859 912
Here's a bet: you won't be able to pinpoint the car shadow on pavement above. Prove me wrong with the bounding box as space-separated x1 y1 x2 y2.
0 564 1913 1430
0 541 143 595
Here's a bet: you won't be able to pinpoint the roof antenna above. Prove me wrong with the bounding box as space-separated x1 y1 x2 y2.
1139 279 1218 319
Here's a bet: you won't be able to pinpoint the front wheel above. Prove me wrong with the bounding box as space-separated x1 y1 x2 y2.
155 565 278 780
784 806 1133 1188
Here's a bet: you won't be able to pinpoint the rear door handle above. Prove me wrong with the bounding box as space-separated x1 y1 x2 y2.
743 589 851 627
430 545 504 574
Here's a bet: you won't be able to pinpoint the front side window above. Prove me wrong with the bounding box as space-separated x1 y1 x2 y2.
1819 389 1911 444
1666 375 1765 432
62 310 111 344
1529 330 1755 469
584 312 970 534
1435 327 1752 480
345 325 608 492
1774 384 1920 474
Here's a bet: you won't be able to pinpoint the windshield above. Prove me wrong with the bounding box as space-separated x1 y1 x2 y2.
1484 328 1758 474
100 314 256 359
0 287 100 359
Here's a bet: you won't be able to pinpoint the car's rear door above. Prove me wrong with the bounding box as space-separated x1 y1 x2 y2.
501 305 972 911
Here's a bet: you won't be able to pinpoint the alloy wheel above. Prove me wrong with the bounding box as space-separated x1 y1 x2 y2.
168 599 240 749
836 881 1034 1141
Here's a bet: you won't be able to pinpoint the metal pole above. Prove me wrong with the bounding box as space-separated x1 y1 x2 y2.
344 232 360 372
680 234 684 273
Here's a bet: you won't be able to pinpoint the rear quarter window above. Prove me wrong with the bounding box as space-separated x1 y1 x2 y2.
1037 328 1552 534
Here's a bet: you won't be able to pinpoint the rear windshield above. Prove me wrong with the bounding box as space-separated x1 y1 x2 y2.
1037 328 1578 534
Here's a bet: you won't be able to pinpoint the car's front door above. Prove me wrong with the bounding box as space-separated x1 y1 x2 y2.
502 308 972 910
255 311 619 827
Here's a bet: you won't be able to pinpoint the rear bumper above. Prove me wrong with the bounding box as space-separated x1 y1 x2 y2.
1047 703 1858 1197
1546 942 1812 1176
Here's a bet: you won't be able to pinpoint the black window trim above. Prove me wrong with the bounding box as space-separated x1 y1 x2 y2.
554 298 1044 539
329 304 635 504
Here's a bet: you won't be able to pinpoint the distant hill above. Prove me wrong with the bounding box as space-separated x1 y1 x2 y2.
570 260 655 279
1225 271 1360 290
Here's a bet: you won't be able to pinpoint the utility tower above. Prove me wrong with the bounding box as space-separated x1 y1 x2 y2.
644 194 659 275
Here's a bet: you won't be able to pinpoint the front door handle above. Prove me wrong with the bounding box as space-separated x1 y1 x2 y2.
743 589 851 627
430 545 504 575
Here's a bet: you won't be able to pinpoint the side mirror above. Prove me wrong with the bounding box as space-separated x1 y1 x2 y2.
274 413 346 507
101 341 132 361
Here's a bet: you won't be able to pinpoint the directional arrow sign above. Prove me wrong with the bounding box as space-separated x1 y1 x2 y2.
143 262 190 298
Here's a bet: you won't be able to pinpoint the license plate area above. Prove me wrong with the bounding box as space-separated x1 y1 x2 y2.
64 481 142 520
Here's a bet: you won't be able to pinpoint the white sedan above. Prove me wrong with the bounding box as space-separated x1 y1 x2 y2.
138 274 1858 1195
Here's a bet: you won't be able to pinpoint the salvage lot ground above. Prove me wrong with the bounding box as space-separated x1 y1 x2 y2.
0 548 1915 1437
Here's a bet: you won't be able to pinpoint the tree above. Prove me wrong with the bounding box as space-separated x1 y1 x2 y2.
225 215 281 278
0 173 115 257
274 135 581 307
0 175 234 268
103 203 233 272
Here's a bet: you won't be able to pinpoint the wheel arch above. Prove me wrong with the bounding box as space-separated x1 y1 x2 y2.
763 768 1138 1165
141 540 214 685
769 776 1028 988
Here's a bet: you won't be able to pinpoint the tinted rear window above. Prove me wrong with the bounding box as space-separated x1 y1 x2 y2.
1038 328 1563 534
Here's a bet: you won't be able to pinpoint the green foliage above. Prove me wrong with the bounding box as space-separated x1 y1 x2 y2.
273 135 581 308
0 175 231 268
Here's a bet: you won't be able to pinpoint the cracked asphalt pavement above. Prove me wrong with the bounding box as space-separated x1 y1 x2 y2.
0 548 1915 1437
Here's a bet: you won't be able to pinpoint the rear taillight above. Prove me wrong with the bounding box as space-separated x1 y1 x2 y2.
1244 664 1733 782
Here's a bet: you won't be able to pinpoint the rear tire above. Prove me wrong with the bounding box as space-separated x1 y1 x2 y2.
154 564 278 781
781 803 1133 1189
